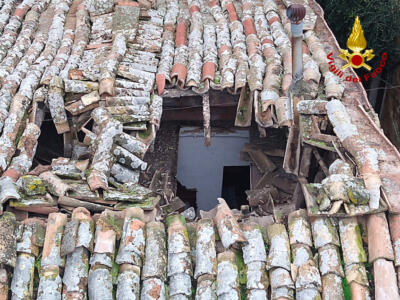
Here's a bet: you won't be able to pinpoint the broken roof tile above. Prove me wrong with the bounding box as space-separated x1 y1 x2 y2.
214 198 246 249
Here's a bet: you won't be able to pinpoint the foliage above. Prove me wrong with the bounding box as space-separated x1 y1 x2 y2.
317 0 400 70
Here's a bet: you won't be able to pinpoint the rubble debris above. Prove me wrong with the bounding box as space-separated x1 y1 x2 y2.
326 100 381 210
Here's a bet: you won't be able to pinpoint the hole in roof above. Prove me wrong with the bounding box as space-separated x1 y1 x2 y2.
33 113 64 167
176 126 250 211
221 166 250 209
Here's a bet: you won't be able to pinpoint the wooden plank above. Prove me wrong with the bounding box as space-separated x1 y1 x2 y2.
162 106 237 121
235 86 253 127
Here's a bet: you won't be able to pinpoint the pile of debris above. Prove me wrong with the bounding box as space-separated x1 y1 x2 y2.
240 142 298 215
0 0 166 215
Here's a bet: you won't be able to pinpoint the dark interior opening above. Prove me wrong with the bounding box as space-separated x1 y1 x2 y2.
78 118 93 143
221 166 250 209
33 113 64 167
176 180 197 211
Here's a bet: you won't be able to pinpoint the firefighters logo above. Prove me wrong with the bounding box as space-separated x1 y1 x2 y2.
339 16 375 71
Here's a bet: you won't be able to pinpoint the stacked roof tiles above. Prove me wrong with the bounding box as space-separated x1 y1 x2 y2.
0 0 399 299
155 0 341 129
0 0 397 219
2 204 400 299
0 0 166 214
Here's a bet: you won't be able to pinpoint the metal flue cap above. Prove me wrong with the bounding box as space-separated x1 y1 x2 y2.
287 4 306 24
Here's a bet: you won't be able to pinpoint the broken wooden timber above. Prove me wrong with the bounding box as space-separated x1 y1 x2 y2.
235 86 253 127
202 92 211 146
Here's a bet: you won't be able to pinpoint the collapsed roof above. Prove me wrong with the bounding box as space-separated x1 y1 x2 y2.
0 0 400 298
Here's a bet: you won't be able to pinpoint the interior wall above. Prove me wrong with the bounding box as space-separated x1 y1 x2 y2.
177 127 250 211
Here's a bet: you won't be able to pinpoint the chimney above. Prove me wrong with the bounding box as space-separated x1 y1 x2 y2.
287 4 306 82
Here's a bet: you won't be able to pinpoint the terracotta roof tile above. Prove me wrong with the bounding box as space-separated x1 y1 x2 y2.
0 0 398 298
1 204 400 298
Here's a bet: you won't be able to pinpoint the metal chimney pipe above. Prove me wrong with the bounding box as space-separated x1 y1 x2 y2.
287 4 306 82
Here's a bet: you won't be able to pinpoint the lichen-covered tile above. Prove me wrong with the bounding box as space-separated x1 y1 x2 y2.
318 244 344 277
269 267 294 290
60 219 79 257
194 218 217 279
311 217 340 248
291 244 313 268
338 218 367 265
216 251 239 298
116 208 145 266
345 263 368 287
142 221 167 281
214 198 246 249
266 223 291 271
0 212 17 267
242 222 267 264
169 272 192 297
41 212 67 268
321 273 344 300
88 268 113 300
246 261 269 290
389 214 400 266
288 209 313 247
196 274 216 300
116 264 141 300
62 207 93 299
270 286 294 300
11 218 45 300
167 214 191 254
141 277 166 300
295 260 322 292
37 265 63 300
